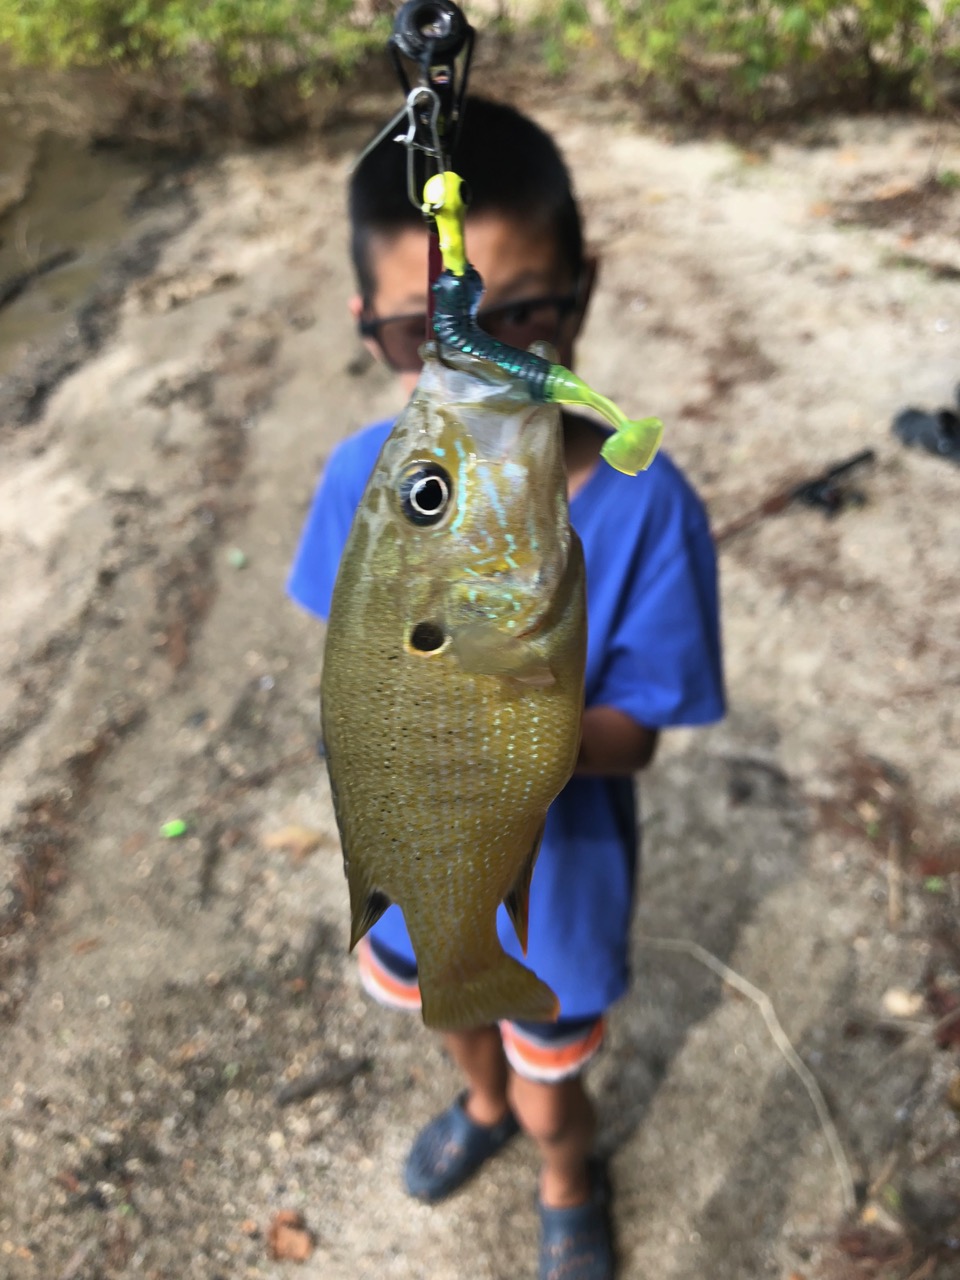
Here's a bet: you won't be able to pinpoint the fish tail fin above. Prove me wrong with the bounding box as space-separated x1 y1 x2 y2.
420 953 559 1032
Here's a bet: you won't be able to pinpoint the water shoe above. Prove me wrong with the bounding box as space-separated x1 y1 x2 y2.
404 1093 519 1202
539 1161 615 1280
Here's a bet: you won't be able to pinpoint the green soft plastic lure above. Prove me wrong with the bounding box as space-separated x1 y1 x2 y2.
423 171 663 475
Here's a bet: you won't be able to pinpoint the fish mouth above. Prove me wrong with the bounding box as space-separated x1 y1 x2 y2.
406 621 449 655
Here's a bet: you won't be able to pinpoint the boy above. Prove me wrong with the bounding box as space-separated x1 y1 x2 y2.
289 97 725 1280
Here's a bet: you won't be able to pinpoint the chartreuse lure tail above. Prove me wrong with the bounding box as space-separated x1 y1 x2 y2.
422 171 664 475
543 369 663 474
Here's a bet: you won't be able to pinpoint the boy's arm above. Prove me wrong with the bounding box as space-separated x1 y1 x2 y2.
576 707 658 776
578 479 725 775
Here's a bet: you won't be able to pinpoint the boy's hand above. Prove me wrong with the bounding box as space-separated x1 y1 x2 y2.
575 706 658 776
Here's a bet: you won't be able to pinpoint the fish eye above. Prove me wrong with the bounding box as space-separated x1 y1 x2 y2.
399 462 452 526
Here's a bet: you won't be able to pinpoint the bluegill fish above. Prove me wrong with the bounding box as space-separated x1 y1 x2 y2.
321 345 586 1031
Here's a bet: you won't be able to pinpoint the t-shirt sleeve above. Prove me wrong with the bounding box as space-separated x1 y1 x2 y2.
592 507 725 729
287 440 369 621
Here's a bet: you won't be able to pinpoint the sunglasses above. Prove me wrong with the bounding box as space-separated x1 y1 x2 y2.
359 290 581 374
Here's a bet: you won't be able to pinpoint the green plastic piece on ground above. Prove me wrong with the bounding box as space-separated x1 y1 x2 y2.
160 819 189 839
227 547 248 569
924 876 947 894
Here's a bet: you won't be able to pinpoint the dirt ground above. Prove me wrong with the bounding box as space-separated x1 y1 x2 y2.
1 75 959 1280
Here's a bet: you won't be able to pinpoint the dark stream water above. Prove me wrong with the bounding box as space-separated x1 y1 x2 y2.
0 125 153 377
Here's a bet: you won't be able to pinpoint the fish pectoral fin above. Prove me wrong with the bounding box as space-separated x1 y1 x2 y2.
348 885 392 951
503 824 545 955
451 624 555 687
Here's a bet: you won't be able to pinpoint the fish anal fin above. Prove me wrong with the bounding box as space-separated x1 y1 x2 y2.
503 824 545 955
348 886 392 951
452 624 555 687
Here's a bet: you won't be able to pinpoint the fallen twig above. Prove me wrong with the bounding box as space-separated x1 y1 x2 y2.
931 1003 960 1048
862 1007 956 1089
275 1057 371 1106
887 829 904 931
912 1129 960 1169
0 248 77 311
905 1256 937 1280
865 1150 899 1201
638 933 857 1214
194 744 317 815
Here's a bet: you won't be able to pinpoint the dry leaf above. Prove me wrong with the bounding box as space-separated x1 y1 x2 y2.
947 1072 960 1117
165 620 190 671
267 1210 314 1262
172 1038 207 1064
936 1010 960 1050
837 1224 908 1264
926 980 960 1047
263 825 326 862
71 937 101 956
871 178 917 202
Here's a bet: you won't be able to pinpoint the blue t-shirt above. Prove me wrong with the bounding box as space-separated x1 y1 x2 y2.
289 418 725 1018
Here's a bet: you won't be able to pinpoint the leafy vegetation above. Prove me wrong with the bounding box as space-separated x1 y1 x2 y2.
1 0 958 138
0 0 392 139
0 0 389 81
546 0 960 118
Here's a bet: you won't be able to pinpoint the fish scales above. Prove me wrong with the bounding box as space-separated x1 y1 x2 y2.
321 346 586 1030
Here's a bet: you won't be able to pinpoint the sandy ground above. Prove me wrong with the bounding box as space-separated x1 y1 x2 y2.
1 83 959 1280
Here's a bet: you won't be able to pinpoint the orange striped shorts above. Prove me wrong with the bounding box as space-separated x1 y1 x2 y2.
357 935 604 1083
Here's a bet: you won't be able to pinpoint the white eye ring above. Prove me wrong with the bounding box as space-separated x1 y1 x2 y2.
399 461 453 526
410 473 449 516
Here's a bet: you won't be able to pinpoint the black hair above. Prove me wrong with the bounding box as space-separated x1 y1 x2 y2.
349 95 584 303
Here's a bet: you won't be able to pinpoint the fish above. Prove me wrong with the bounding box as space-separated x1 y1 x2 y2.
320 343 586 1031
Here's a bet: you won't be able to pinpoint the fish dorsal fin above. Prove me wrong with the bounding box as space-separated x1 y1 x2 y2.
503 823 545 955
348 887 392 951
451 624 555 687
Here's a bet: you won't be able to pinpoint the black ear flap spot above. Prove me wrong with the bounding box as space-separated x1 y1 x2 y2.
409 621 446 652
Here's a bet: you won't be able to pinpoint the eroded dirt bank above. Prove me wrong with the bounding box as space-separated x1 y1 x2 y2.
1 97 959 1280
